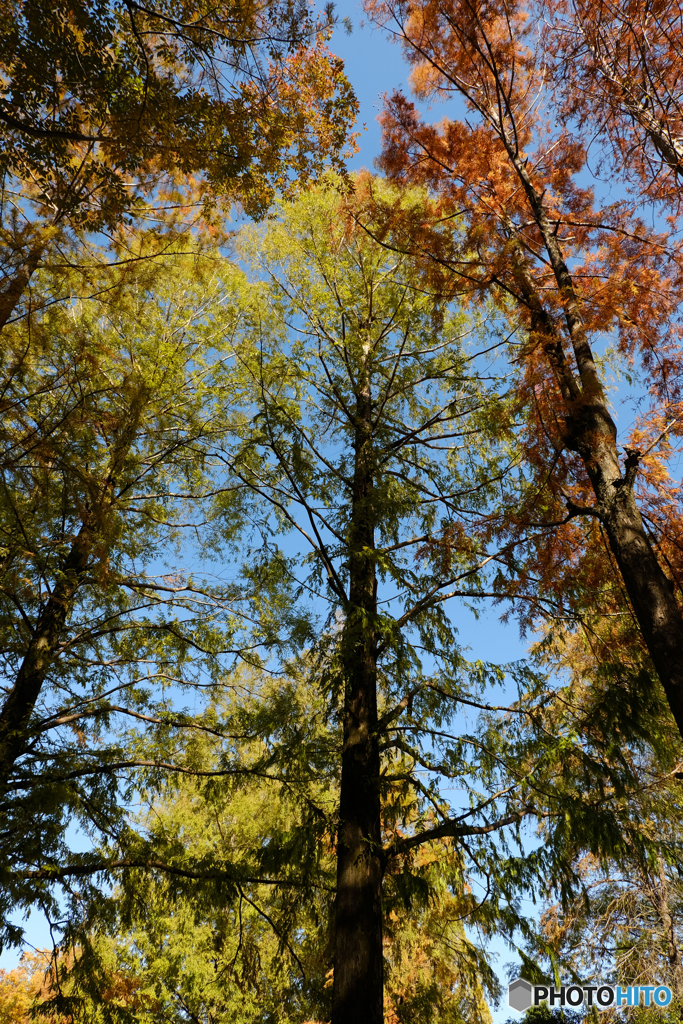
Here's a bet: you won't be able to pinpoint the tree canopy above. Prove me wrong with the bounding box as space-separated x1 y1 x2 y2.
4 182 681 1024
0 0 358 329
5 1 683 1020
363 0 683 748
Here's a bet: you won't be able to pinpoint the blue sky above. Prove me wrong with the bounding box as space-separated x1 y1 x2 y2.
329 1 413 172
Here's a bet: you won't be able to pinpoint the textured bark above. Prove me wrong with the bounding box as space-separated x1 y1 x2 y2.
332 368 384 1024
0 519 93 784
599 472 683 738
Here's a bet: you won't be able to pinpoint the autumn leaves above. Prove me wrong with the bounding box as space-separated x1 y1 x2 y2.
3 2 683 1023
365 0 683 745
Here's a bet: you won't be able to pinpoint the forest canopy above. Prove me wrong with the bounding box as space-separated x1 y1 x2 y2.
3 2 683 1024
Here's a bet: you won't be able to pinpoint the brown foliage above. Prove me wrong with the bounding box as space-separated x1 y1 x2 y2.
362 0 683 732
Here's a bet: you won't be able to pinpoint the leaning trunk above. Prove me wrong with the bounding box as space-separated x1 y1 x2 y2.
599 459 683 738
0 519 93 784
332 375 384 1024
510 149 683 741
0 244 45 330
0 390 145 785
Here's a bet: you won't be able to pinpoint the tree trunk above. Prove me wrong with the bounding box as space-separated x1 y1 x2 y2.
599 463 683 738
0 519 93 784
650 856 683 1001
375 0 683 745
332 371 384 1024
0 387 146 785
0 244 45 330
509 148 683 741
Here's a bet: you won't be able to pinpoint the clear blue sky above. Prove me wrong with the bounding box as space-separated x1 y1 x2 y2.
329 0 412 172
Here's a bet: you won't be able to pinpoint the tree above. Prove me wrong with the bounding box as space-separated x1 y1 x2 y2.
8 181 681 1024
546 854 683 1004
0 947 153 1022
502 592 683 1015
0 0 358 329
520 815 683 1018
43 575 683 1024
363 0 683 743
0 241 294 954
0 953 42 1024
22 666 496 1024
217 181 537 1023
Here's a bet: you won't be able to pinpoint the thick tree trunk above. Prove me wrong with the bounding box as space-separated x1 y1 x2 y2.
332 375 384 1024
553 313 683 744
598 457 683 738
0 519 93 784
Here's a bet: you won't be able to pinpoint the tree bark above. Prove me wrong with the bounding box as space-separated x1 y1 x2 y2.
650 856 683 1001
332 365 384 1024
0 519 93 784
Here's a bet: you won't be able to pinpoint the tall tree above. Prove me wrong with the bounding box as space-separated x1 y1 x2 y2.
1 671 499 1023
363 0 683 741
91 667 496 1024
0 243 298 955
0 0 358 328
7 184 678 1024
197 180 621 1024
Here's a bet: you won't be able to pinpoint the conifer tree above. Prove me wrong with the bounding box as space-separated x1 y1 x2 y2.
0 242 290 954
8 182 681 1024
110 181 601 1024
363 0 683 744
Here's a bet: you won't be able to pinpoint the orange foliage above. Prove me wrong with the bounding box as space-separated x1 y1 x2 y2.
0 951 56 1024
361 0 683 688
544 0 683 211
0 948 149 1023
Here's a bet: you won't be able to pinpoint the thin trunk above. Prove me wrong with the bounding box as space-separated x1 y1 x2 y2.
332 369 384 1024
576 19 683 181
0 389 146 784
509 147 683 740
0 519 93 783
0 244 45 330
647 857 683 1001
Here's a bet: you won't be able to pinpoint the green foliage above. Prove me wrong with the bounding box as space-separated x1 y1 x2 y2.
39 664 498 1023
5 180 683 1023
0 239 285 953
